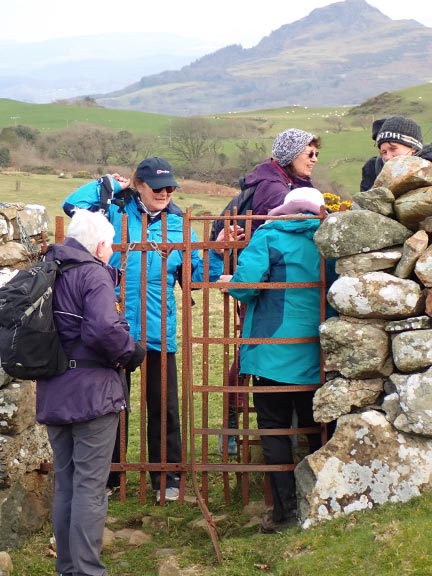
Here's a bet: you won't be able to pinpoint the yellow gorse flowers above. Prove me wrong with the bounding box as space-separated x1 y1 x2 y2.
323 192 352 212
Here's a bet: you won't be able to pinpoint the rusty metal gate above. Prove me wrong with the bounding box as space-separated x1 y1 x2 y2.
52 208 329 561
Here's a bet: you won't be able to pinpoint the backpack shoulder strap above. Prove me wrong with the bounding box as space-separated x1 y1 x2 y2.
99 175 132 216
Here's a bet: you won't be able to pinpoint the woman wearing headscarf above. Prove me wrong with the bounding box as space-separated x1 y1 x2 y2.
222 128 322 455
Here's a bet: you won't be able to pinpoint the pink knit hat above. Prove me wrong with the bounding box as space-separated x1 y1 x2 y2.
268 187 325 217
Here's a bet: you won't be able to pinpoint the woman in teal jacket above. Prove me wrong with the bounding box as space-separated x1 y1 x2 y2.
63 157 234 501
222 187 335 532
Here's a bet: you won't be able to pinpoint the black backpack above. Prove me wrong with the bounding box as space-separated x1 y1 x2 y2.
209 177 256 242
0 259 78 380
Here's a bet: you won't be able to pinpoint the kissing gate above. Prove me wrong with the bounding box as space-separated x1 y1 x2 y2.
53 207 329 561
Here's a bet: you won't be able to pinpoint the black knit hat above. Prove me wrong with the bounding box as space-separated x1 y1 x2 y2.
371 117 390 141
376 116 423 151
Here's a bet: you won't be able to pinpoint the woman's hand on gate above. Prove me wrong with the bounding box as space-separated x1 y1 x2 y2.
212 225 245 255
217 274 233 293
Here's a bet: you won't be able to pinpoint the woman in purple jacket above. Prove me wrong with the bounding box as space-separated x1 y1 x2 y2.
36 209 145 576
222 128 322 455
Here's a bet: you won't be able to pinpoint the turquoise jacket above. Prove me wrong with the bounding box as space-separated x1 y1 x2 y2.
228 217 336 384
63 179 223 351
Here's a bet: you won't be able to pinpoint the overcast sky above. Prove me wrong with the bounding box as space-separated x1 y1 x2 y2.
2 0 432 47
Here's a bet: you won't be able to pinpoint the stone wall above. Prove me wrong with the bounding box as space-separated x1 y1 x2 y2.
0 203 53 549
296 155 432 528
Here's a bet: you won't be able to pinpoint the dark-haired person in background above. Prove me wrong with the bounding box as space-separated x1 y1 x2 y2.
63 157 242 502
359 117 388 191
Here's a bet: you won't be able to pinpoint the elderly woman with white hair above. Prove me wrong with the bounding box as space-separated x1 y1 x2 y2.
219 188 336 533
36 209 145 576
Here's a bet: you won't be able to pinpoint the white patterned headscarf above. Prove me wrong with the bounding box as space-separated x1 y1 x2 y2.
272 128 316 167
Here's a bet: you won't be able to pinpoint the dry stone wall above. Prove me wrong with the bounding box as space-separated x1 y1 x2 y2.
0 202 53 549
295 156 432 528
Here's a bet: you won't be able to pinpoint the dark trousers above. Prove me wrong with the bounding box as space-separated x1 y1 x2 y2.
147 350 182 489
252 376 321 522
108 351 181 490
48 412 118 576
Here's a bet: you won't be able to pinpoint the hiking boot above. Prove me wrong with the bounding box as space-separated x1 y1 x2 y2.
260 511 297 534
156 487 179 503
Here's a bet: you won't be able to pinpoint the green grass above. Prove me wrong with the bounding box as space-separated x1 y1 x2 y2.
3 82 432 199
10 479 432 575
0 98 175 134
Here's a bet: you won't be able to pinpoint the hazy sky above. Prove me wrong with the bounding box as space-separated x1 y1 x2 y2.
2 0 432 47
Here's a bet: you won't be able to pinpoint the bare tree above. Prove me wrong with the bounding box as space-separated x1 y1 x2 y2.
167 117 222 163
235 140 267 173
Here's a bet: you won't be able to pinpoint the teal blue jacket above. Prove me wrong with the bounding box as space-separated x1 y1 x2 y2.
63 179 223 351
228 217 336 384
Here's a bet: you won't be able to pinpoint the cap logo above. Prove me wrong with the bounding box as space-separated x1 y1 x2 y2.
156 169 170 175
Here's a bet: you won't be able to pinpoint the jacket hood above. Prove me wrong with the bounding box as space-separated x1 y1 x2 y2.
45 238 120 285
244 159 286 188
262 215 321 239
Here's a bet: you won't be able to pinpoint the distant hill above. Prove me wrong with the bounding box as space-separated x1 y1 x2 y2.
0 33 219 104
94 0 432 115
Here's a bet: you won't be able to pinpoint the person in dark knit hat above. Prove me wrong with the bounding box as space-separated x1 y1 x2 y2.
360 117 388 191
376 115 423 162
376 114 432 163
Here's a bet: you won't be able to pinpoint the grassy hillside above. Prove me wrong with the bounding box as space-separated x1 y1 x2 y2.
2 82 432 201
0 98 174 134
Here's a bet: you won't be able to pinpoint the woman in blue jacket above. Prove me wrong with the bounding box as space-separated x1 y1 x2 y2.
63 157 239 502
220 187 335 533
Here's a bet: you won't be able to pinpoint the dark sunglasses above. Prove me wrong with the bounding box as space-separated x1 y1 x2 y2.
306 150 319 159
151 186 176 194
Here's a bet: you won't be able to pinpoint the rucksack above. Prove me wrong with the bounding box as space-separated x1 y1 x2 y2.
0 259 78 380
98 175 131 215
209 177 256 242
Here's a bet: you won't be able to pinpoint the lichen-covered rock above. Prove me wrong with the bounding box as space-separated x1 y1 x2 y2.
296 411 432 528
351 187 395 217
0 472 53 549
335 246 402 275
0 423 51 489
313 377 383 422
394 186 432 230
373 155 432 197
0 381 36 434
319 316 393 378
384 368 432 437
392 330 432 373
394 230 429 278
314 210 412 259
415 244 432 287
327 271 424 319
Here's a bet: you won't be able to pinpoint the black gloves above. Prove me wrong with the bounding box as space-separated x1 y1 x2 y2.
125 341 146 372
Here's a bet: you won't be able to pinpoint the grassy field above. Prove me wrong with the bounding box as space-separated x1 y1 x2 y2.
3 81 432 199
5 174 432 575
